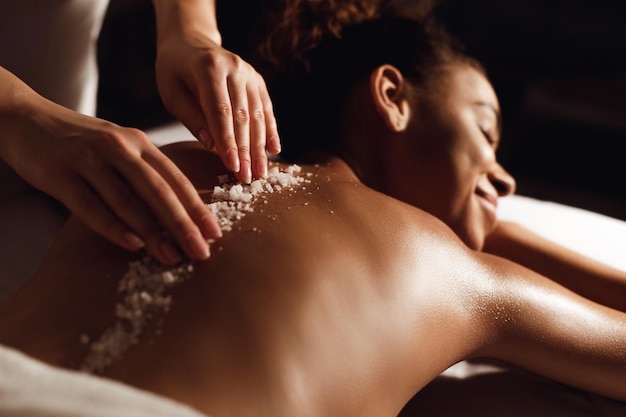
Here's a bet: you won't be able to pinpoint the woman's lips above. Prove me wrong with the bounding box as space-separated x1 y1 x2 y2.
476 189 498 222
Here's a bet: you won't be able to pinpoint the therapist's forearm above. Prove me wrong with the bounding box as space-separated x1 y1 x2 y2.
0 66 41 166
152 0 221 45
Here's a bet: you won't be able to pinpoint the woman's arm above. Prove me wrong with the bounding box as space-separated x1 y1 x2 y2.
484 220 626 312
473 252 626 402
151 0 281 183
0 66 219 266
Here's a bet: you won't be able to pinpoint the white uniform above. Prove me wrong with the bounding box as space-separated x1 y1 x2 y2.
0 0 110 115
0 0 110 300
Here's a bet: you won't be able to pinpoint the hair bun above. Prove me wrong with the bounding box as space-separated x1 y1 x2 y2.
260 0 379 73
260 0 438 74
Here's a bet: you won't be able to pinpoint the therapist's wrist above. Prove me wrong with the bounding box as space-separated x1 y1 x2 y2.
152 0 222 46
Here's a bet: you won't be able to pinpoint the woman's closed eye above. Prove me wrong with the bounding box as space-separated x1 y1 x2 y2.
473 101 501 149
480 126 498 148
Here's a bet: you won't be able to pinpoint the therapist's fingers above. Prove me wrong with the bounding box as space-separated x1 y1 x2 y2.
196 53 282 182
228 73 252 184
80 167 182 266
199 65 239 175
259 78 281 157
154 37 281 180
141 147 222 241
163 79 216 151
248 83 268 179
7 91 219 265
108 142 220 264
69 128 221 266
55 173 148 254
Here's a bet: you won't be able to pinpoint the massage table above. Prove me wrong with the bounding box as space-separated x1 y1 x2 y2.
1 122 624 416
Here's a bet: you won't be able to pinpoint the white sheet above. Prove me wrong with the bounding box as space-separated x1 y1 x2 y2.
499 194 626 272
0 345 207 417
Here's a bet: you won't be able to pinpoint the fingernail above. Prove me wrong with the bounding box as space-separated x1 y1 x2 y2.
198 129 214 149
227 148 240 172
160 240 183 264
255 158 267 179
270 136 281 154
187 233 210 260
201 214 223 238
123 232 145 251
240 159 252 184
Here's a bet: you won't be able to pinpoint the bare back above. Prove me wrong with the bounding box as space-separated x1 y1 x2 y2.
1 142 625 416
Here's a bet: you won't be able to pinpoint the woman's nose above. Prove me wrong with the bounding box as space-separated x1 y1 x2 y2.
489 163 516 197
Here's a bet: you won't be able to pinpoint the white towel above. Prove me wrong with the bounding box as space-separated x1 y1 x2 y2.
0 345 208 417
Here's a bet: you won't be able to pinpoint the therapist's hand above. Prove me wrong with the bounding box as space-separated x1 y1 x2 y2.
155 33 281 184
2 97 221 266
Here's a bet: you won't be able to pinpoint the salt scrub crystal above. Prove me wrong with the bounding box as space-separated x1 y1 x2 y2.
80 164 309 373
80 258 193 373
208 164 308 231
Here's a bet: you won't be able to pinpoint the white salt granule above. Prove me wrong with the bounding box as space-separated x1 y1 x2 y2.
80 258 193 373
80 163 309 373
207 164 308 231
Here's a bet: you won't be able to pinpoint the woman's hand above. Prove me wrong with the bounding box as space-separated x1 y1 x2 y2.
155 34 281 184
1 91 221 266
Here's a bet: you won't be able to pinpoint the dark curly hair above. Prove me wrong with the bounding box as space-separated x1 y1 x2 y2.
259 1 481 161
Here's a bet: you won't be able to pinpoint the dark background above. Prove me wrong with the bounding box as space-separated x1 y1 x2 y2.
97 0 626 221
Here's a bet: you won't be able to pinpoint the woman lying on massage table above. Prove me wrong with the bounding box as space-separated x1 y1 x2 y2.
1 10 625 417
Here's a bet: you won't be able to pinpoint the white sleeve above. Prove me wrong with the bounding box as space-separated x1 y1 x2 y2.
0 0 110 116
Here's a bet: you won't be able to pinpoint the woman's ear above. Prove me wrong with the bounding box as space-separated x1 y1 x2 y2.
370 65 411 132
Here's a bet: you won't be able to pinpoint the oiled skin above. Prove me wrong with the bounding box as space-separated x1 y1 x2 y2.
1 142 625 417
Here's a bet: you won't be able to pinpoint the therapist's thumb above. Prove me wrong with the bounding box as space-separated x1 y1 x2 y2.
164 89 213 149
